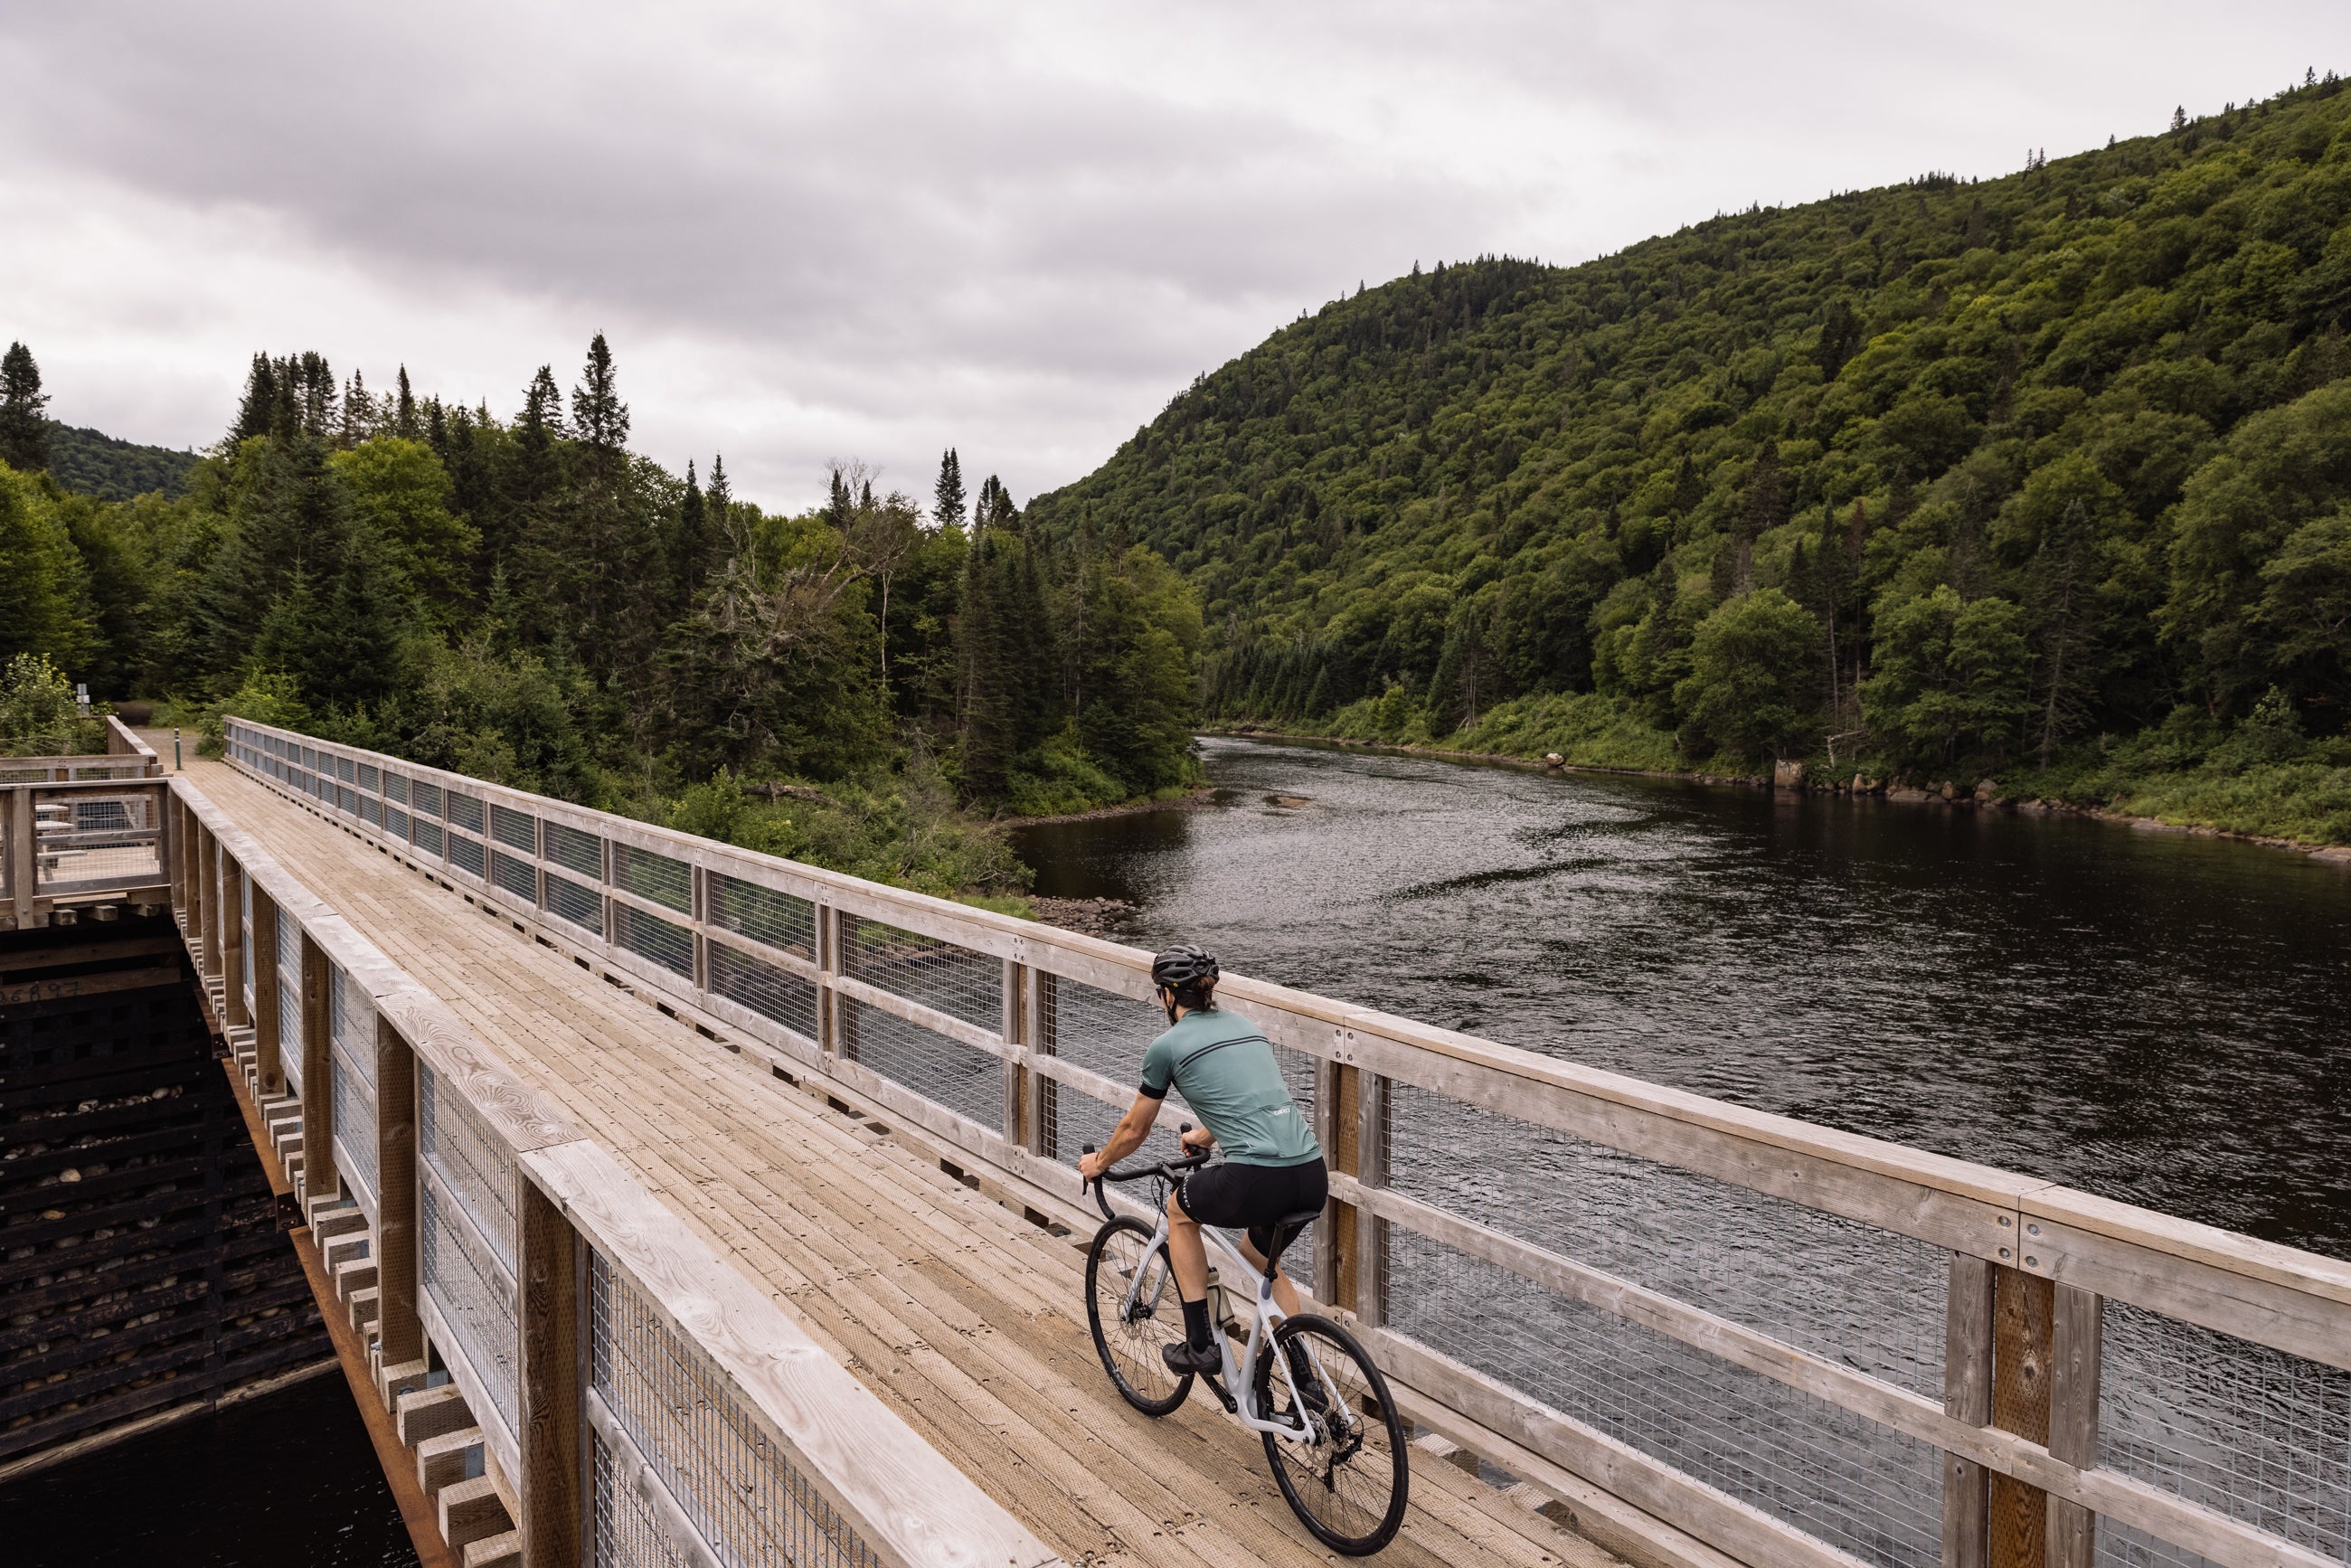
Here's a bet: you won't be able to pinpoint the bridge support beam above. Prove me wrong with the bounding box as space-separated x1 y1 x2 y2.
515 1179 580 1568
375 1015 422 1369
252 882 284 1096
300 932 336 1203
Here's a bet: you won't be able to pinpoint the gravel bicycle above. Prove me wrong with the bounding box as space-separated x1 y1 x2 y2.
1081 1134 1410 1555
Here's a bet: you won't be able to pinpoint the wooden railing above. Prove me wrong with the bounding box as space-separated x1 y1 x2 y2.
180 735 1066 1568
216 717 2351 1568
2 723 171 929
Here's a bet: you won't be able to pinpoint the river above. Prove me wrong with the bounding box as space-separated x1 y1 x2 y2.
1014 734 2351 1260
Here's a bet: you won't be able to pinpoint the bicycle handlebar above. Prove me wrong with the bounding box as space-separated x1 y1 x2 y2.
1081 1125 1211 1221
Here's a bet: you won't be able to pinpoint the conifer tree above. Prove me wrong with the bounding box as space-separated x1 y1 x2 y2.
231 354 279 446
571 335 628 455
706 455 732 543
341 370 376 448
394 366 419 439
0 343 52 473
933 449 966 530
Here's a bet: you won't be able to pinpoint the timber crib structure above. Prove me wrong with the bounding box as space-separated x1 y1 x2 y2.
6 713 2346 1568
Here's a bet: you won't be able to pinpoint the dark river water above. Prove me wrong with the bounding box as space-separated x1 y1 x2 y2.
1015 735 2351 1260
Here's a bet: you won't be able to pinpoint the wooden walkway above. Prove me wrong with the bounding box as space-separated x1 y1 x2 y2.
174 750 1619 1568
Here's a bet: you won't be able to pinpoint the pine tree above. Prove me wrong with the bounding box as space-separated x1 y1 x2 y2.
706 455 733 544
341 370 376 448
231 354 279 446
0 343 52 473
571 334 628 454
669 458 708 620
394 366 419 439
933 449 966 529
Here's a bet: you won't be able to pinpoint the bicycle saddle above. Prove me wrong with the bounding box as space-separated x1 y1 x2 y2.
1260 1209 1324 1279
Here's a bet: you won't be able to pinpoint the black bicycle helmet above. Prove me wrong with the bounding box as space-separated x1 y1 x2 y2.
1150 943 1219 990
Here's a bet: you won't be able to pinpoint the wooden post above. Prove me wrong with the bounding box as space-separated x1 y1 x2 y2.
374 1018 421 1368
516 1178 581 1568
2046 1286 2103 1568
1355 1071 1389 1328
1000 958 1025 1148
302 937 337 1200
690 864 709 996
223 863 250 1027
8 788 32 930
167 796 187 921
1944 1253 1995 1568
1024 968 1052 1159
1989 1264 2055 1568
1316 1060 1361 1310
200 828 222 980
816 904 837 1060
252 883 284 1095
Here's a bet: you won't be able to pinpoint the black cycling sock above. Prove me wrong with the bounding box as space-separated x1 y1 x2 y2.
1181 1296 1213 1351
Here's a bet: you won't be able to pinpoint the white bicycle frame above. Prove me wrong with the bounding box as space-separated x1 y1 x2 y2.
1118 1207 1345 1444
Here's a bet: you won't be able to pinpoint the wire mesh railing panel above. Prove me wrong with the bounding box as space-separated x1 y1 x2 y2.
547 871 604 936
2100 1301 2351 1563
276 907 297 978
709 874 815 959
423 1175 520 1434
414 818 445 858
241 874 254 995
614 902 694 978
337 784 358 814
33 791 163 889
383 771 408 806
842 998 1000 1129
708 942 818 1041
1036 972 1163 1084
449 832 484 878
547 821 603 881
613 843 692 915
590 1251 878 1568
337 755 355 783
360 795 382 827
386 805 411 839
279 973 305 1091
1384 1082 1948 1399
842 915 999 1031
420 1063 517 1274
594 1430 694 1568
447 791 484 835
491 803 538 853
359 762 379 792
334 1049 380 1205
1383 1229 1944 1568
1039 1077 1127 1166
331 966 376 1090
413 779 443 818
492 849 539 904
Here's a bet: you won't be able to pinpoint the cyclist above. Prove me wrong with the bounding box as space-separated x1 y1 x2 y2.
1078 944 1327 1376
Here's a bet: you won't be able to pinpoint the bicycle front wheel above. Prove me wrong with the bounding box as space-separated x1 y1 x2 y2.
1085 1216 1192 1416
1255 1314 1410 1555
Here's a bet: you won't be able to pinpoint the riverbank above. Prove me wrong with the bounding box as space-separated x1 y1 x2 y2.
1207 725 2351 866
1004 783 1213 827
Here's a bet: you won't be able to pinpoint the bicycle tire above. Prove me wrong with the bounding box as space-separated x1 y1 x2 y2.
1254 1313 1410 1554
1084 1216 1194 1416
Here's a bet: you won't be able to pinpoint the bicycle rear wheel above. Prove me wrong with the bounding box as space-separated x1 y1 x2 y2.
1085 1217 1193 1416
1255 1314 1410 1555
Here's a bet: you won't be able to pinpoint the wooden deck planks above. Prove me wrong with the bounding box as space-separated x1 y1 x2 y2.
180 755 1611 1568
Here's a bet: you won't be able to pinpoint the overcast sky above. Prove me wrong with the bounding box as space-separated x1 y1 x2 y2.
2 4 2341 512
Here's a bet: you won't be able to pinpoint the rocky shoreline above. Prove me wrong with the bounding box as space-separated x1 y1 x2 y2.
1026 896 1143 940
1207 729 2351 868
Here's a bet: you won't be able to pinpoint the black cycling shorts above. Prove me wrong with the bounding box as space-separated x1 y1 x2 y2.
1175 1157 1329 1261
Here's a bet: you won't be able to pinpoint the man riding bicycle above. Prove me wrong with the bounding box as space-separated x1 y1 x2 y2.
1078 944 1327 1376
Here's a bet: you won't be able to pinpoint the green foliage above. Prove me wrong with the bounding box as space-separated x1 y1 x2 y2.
0 464 97 674
5 334 1203 894
1 345 52 474
1024 77 2351 824
0 652 103 755
1676 588 1819 760
44 423 200 501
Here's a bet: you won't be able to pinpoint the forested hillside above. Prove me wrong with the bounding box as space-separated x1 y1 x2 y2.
1026 74 2351 842
0 341 1202 900
46 424 200 501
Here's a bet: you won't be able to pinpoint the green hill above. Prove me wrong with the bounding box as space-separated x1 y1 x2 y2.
1026 75 2351 844
46 421 201 501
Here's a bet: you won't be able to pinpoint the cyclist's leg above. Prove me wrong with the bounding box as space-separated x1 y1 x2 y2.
1234 1233 1304 1318
1164 1183 1211 1300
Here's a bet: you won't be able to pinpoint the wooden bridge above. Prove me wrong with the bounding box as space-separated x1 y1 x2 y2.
5 716 2346 1568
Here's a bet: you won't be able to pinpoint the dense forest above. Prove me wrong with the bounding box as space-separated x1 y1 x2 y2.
0 339 1202 901
1026 74 2351 843
45 424 201 502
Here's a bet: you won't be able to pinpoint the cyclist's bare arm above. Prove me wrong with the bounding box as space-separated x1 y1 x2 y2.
1079 1093 1162 1179
1078 1096 1217 1180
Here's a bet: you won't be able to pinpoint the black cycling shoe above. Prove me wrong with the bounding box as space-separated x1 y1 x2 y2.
1161 1339 1222 1376
1287 1349 1332 1420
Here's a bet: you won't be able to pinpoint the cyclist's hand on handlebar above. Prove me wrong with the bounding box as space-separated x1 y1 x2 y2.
1179 1124 1214 1155
1077 1147 1108 1182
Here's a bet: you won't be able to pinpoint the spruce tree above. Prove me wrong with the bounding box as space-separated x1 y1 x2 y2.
706 455 732 543
341 369 376 448
0 343 52 473
231 354 279 446
571 334 628 454
394 366 419 439
933 449 966 530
